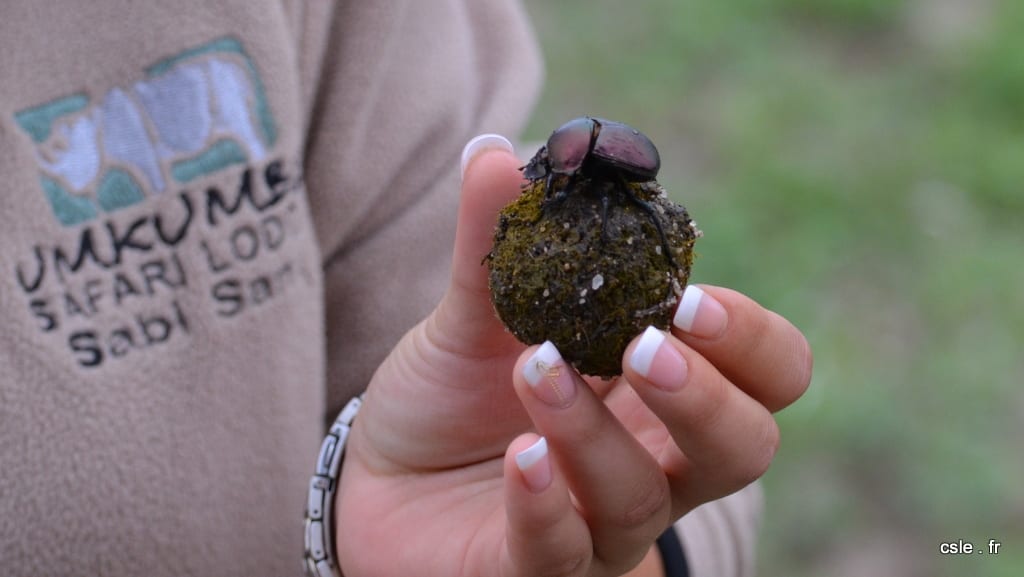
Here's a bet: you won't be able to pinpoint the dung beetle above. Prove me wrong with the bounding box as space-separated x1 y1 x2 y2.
523 116 676 267
523 116 661 185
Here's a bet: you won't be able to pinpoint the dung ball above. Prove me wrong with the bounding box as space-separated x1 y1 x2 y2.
486 176 701 377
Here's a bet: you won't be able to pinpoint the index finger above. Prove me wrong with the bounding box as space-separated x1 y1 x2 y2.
671 284 813 412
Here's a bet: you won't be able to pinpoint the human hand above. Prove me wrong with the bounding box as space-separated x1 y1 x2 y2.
334 136 812 576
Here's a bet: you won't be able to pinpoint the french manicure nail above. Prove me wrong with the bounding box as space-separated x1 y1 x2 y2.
515 437 552 493
630 326 688 391
673 285 727 338
523 341 577 408
460 134 514 181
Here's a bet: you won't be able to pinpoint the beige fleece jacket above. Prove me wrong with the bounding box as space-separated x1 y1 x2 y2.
0 1 758 575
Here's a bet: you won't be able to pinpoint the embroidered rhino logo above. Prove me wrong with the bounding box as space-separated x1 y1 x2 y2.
14 37 277 226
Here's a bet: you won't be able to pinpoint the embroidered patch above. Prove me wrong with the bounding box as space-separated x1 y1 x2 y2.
10 37 315 369
14 37 276 226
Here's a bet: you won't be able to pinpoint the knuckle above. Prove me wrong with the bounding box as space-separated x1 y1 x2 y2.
735 418 780 487
533 552 588 577
616 471 670 530
795 333 814 394
763 313 815 410
772 330 814 411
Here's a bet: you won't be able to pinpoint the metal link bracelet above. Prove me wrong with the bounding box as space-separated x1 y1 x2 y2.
303 394 364 577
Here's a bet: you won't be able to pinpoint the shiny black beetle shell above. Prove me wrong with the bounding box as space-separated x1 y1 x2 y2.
523 116 661 182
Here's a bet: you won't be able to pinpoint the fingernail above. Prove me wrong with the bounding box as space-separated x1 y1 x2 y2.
515 437 552 493
523 341 577 408
460 133 514 181
673 285 727 338
630 326 688 391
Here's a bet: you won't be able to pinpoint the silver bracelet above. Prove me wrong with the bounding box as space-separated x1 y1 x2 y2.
303 394 364 577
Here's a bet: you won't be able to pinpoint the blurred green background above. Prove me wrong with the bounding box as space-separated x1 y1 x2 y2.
521 1 1023 575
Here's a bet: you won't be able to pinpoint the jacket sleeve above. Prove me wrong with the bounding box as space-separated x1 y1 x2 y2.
296 0 543 419
675 482 765 577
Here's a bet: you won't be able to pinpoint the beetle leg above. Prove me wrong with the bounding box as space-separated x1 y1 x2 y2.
555 172 575 203
543 172 575 208
547 172 557 201
617 175 679 270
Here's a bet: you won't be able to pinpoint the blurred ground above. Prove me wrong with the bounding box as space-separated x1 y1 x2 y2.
521 1 1024 575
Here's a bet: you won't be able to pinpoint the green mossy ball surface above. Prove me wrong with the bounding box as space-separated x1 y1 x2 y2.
486 176 701 377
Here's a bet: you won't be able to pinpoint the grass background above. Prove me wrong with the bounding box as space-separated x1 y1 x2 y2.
520 1 1024 575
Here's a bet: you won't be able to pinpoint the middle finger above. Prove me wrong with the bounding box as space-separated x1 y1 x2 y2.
513 341 672 571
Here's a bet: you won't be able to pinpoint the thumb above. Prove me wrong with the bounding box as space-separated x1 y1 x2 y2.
435 135 526 344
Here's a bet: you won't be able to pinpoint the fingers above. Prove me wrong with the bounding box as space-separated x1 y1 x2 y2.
624 327 780 514
672 284 813 412
509 343 672 573
503 286 812 573
502 434 593 577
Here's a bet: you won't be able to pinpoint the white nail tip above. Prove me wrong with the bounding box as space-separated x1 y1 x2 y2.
630 326 664 378
460 134 514 179
515 437 548 472
523 341 561 387
673 285 704 332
